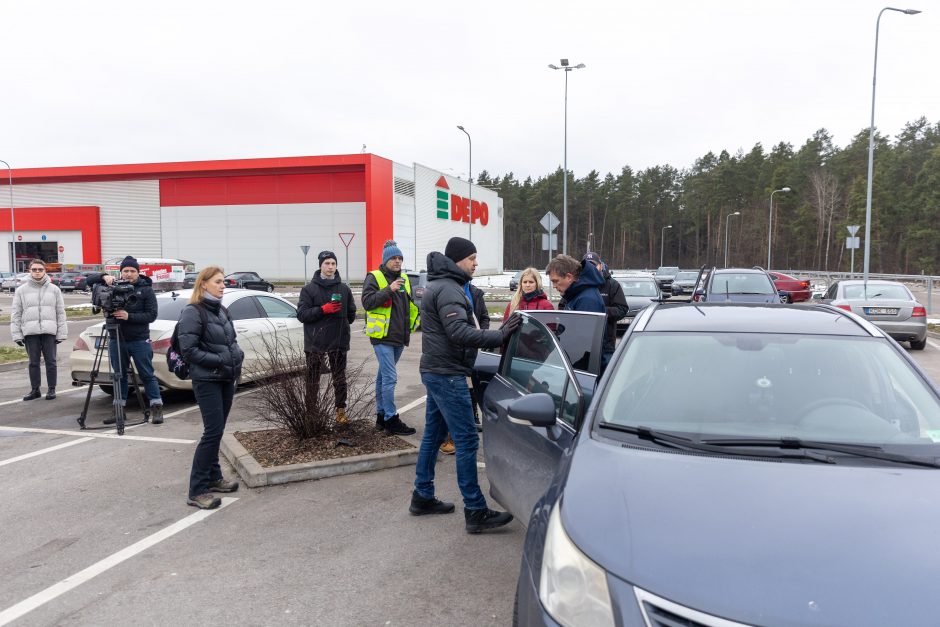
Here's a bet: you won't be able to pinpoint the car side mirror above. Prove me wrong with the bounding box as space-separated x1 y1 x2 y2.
812 293 822 300
507 393 557 428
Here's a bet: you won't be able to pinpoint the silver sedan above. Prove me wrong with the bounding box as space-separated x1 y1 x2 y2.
821 279 928 350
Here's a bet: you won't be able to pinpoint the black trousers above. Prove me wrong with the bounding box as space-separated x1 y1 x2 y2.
189 379 236 497
306 350 348 408
24 334 57 390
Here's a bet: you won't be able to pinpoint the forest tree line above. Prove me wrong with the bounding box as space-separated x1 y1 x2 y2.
481 117 940 275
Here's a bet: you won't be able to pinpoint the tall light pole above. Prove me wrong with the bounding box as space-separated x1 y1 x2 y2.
863 6 921 287
660 225 673 267
724 211 741 268
0 159 14 273
457 125 472 239
548 59 585 255
767 187 791 270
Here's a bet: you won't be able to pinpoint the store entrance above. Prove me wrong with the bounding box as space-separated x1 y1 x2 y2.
10 241 59 272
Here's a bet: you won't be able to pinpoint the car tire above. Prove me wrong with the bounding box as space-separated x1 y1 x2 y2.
910 338 927 351
784 294 793 304
98 384 114 396
267 285 274 293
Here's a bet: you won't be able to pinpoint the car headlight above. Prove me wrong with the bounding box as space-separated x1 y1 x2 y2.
539 501 614 627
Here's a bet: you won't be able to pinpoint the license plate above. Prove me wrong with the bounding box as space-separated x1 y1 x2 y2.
866 307 898 315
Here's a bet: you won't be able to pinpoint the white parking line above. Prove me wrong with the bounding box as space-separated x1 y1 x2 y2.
0 426 195 445
928 339 940 351
0 386 88 407
0 437 94 468
0 497 237 626
398 396 426 416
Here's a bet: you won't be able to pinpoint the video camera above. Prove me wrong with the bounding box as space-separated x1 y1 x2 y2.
92 280 138 315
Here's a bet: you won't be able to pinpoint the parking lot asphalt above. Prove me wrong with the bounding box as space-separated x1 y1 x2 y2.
0 319 523 626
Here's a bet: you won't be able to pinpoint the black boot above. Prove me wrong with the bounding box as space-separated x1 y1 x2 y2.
465 507 514 533
384 414 416 436
45 387 56 400
375 413 385 431
409 491 455 516
23 389 41 401
150 404 164 424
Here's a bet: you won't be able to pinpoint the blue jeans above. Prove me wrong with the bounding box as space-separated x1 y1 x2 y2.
374 343 404 419
189 379 235 497
109 338 163 406
414 372 487 510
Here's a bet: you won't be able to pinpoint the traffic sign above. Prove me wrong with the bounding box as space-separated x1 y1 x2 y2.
846 237 860 249
540 212 560 233
41 234 47 241
58 245 64 253
338 232 355 247
541 233 558 251
300 245 310 255
847 225 860 236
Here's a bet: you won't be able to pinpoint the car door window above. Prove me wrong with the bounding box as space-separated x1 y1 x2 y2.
227 296 263 320
825 283 838 300
502 318 578 426
256 296 296 318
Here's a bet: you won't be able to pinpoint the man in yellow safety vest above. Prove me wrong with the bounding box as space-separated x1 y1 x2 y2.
362 240 420 436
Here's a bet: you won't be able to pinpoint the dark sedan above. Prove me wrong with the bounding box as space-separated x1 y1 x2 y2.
478 303 940 626
694 267 785 303
224 272 275 292
614 275 662 334
182 272 198 289
57 272 89 292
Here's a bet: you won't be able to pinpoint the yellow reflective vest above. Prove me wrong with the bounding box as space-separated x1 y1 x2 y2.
364 270 420 339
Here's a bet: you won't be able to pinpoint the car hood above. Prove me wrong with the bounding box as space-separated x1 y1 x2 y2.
561 437 940 626
623 295 657 313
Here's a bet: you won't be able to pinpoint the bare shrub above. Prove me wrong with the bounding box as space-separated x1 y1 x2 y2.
243 334 375 440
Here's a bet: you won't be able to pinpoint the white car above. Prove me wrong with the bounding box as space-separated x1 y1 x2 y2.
2 272 29 292
70 288 305 392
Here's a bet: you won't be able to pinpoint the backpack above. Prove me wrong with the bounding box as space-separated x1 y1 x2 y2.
167 305 208 380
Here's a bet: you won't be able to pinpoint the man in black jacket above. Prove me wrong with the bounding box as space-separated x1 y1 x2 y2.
583 252 628 368
361 240 418 436
409 237 521 534
86 256 165 424
297 251 358 424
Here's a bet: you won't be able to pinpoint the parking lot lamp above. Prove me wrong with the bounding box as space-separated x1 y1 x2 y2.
863 7 921 286
767 187 791 270
724 211 741 268
548 59 586 255
660 225 672 268
0 159 13 273
457 126 471 239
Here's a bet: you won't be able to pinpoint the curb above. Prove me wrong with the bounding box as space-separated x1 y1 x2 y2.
220 431 418 488
0 359 29 373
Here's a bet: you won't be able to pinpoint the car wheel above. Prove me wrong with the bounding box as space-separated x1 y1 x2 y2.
910 338 927 351
784 294 793 304
267 284 274 293
98 384 114 396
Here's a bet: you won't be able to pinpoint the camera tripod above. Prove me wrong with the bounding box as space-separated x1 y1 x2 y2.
76 316 150 435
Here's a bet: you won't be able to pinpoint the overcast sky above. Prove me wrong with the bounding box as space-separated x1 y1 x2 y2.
4 0 938 180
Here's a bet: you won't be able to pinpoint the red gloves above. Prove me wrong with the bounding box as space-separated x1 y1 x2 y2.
321 301 342 314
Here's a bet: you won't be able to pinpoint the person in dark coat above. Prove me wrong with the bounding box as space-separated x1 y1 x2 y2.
86 256 165 425
547 254 605 314
582 252 628 366
178 266 245 510
410 237 521 534
297 250 358 424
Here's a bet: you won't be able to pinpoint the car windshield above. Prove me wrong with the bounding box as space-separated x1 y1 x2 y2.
675 272 699 281
618 280 658 297
711 273 774 294
156 296 190 321
843 284 910 300
596 333 940 447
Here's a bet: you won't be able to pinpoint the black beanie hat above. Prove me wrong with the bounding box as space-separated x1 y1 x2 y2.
318 250 337 266
444 237 476 263
120 255 140 272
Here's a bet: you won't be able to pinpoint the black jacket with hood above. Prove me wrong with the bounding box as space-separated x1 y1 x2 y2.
297 270 357 353
85 273 158 341
177 297 245 382
361 263 412 347
419 252 502 376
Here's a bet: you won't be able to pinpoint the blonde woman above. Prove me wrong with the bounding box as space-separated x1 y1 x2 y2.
503 267 554 318
178 266 244 510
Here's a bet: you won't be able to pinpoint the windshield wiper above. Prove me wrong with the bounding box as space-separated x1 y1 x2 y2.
598 424 835 464
701 437 940 468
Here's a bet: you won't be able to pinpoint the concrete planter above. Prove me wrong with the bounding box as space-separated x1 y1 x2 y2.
221 431 418 488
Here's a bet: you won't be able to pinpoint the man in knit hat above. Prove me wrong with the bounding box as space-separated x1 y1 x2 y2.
85 255 165 425
409 236 521 534
362 240 419 436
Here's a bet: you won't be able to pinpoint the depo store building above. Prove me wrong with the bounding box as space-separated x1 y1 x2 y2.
0 154 504 279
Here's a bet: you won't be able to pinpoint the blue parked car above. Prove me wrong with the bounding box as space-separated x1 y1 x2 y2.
476 303 940 626
694 267 786 303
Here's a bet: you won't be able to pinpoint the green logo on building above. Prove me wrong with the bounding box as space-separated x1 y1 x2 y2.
435 176 450 219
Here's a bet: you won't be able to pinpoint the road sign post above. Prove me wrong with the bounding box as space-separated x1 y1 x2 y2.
540 211 560 299
846 225 860 278
300 245 310 283
338 233 355 282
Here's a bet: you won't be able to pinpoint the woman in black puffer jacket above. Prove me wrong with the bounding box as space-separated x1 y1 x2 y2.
178 266 245 510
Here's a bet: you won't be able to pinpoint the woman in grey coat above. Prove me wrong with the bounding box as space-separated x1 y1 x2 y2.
11 259 67 400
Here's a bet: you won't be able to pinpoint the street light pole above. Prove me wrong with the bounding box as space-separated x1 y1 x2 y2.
0 159 14 273
724 211 741 268
660 225 673 268
863 6 921 287
767 187 791 270
457 125 472 240
548 59 585 256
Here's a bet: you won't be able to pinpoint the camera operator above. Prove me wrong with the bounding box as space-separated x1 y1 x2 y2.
86 256 165 425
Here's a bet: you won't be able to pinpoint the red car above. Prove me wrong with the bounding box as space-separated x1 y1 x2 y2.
768 272 811 303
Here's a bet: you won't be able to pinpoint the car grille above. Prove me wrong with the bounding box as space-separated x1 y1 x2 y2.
635 587 751 627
